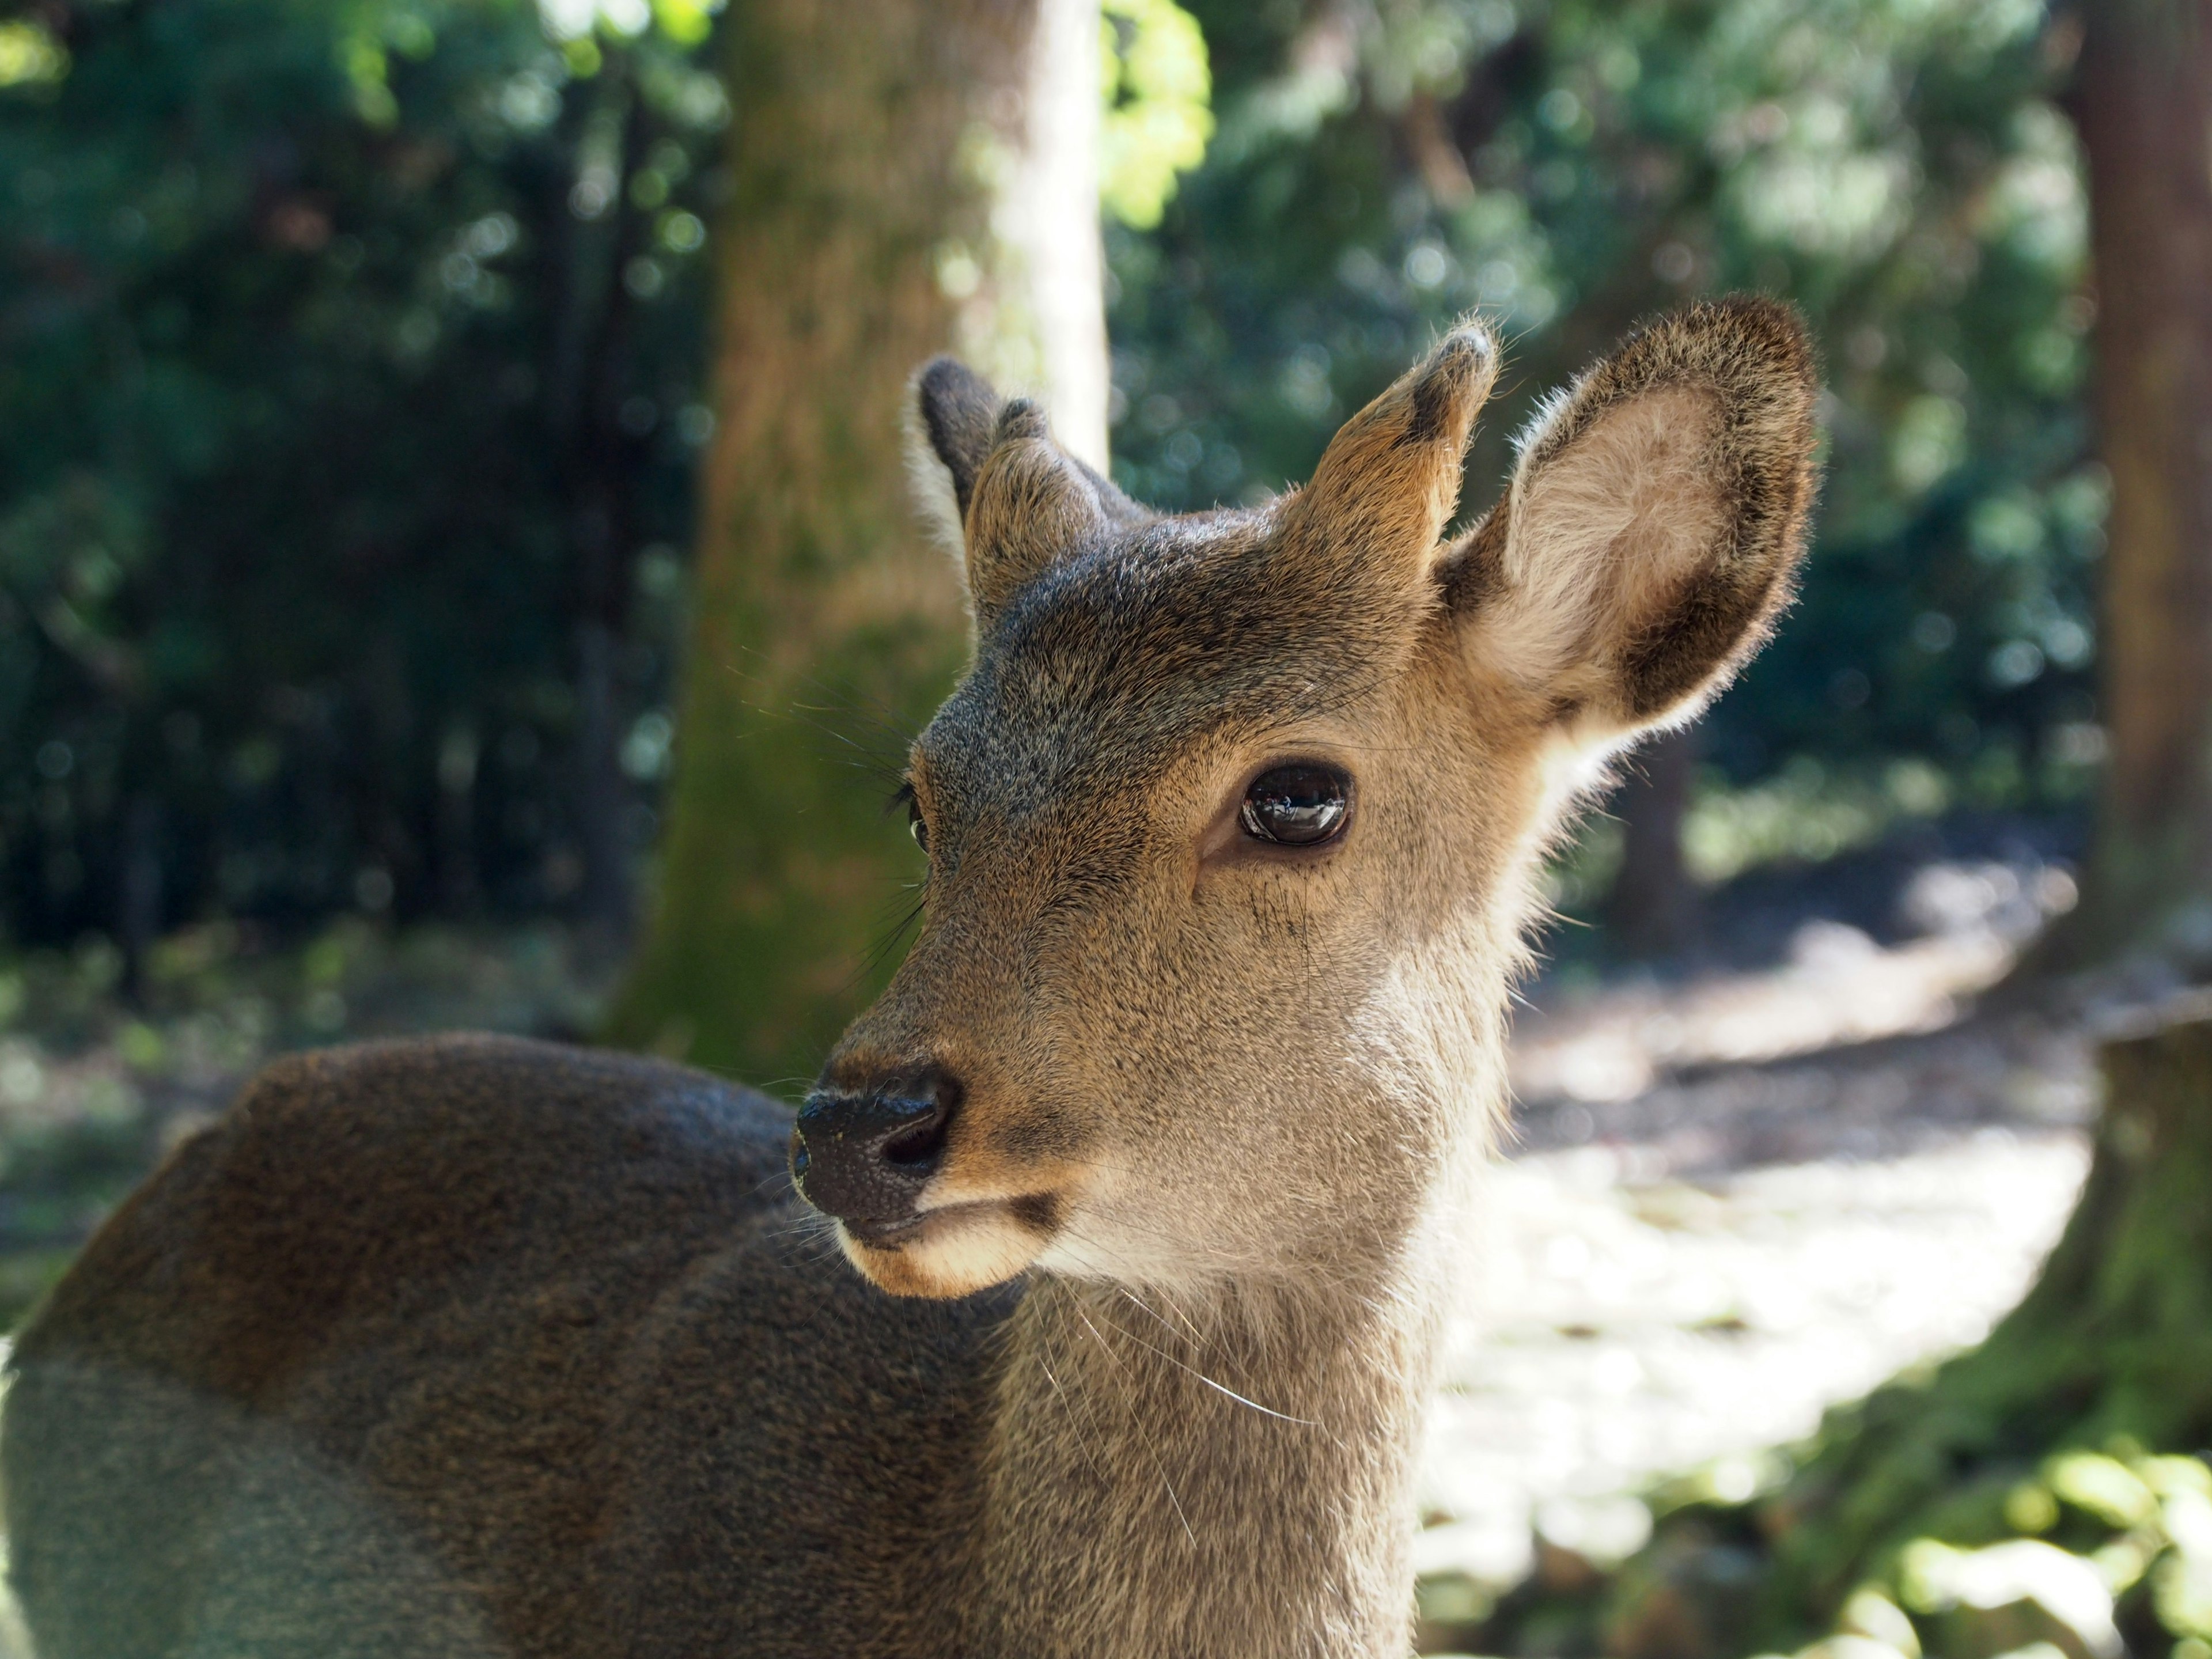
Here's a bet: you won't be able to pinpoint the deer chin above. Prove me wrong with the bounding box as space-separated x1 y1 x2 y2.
835 1195 1061 1298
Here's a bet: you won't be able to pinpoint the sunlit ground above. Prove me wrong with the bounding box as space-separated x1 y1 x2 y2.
1410 849 2129 1642
1418 1138 2088 1611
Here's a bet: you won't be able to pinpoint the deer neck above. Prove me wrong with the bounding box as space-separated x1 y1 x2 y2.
960 1221 1467 1659
948 917 1517 1656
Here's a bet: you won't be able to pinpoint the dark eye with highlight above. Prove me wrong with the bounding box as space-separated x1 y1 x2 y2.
1239 764 1351 848
892 781 929 853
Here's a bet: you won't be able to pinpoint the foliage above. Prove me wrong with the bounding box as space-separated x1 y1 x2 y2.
1108 0 2101 816
1528 1444 2212 1659
1101 0 1215 229
0 0 722 955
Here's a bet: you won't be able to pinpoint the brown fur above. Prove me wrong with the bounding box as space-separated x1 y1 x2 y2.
3 300 1819 1658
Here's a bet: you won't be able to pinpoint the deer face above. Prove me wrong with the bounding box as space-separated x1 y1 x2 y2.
794 300 1819 1300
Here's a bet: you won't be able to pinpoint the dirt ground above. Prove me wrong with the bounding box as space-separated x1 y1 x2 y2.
1410 839 2155 1634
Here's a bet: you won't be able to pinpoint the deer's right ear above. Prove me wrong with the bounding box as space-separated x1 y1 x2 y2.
911 356 999 520
1444 297 1819 741
910 361 1151 619
910 357 1003 548
960 401 1113 618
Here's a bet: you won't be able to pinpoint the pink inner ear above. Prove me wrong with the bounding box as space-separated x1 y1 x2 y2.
1475 384 1727 698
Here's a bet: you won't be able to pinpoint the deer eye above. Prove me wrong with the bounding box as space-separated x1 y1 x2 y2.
1239 764 1351 848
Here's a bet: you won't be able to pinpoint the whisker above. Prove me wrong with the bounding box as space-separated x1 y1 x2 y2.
1035 1321 1114 1491
1070 1305 1198 1548
1079 1296 1317 1431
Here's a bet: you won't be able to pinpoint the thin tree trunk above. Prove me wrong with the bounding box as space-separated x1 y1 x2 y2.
1602 724 1699 959
574 613 630 942
2068 0 2212 955
435 724 479 916
116 791 161 1006
555 65 651 952
605 0 1107 1083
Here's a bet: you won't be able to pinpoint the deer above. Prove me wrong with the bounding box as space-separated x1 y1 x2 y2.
1 297 1817 1659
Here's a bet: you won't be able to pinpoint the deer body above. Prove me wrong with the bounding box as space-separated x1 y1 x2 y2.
3 300 1818 1658
6 1037 1463 1657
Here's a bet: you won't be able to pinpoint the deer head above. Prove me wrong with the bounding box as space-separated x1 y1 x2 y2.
793 299 1818 1300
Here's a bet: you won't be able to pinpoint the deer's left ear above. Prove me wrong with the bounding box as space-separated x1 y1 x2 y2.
910 358 1153 622
1444 296 1820 740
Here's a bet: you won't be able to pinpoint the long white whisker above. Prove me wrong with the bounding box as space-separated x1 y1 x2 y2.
1067 1305 1197 1548
1085 1297 1317 1429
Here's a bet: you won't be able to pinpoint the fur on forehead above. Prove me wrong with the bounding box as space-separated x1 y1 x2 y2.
950 505 1422 757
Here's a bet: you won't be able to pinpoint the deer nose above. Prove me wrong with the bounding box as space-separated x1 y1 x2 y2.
790 1068 961 1234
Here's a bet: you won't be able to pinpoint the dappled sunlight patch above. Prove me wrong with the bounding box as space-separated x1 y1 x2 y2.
1513 867 2074 1106
1414 1133 2089 1635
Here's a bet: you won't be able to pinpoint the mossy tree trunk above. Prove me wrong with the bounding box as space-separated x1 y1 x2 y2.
605 0 1107 1085
2066 0 2212 956
1736 1012 2212 1641
1603 724 1700 960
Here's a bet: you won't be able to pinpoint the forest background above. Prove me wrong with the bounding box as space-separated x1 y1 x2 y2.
4 0 2212 1654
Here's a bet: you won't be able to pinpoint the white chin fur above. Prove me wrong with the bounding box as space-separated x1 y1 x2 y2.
839 1204 1047 1299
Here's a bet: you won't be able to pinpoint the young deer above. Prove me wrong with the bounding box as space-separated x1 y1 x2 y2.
3 298 1816 1659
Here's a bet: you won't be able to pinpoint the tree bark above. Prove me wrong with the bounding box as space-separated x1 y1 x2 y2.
605 0 1107 1084
2069 0 2212 955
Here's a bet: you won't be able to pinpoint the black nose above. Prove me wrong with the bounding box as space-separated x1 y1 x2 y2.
791 1067 961 1233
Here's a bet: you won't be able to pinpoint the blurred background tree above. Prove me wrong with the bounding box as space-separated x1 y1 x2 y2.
601 0 1115 1081
0 0 727 990
2064 0 2212 960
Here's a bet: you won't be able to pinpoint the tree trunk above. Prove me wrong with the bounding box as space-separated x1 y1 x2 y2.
604 0 1107 1084
435 724 479 916
2068 0 2212 956
1602 724 1699 960
116 791 161 1007
553 62 651 954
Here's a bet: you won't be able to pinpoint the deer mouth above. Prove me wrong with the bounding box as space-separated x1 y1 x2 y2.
844 1192 1061 1247
834 1192 1063 1298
